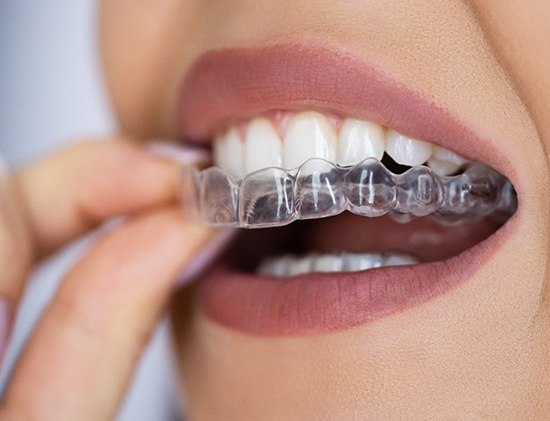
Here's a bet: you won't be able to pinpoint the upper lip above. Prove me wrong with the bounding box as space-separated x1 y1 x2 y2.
177 43 514 181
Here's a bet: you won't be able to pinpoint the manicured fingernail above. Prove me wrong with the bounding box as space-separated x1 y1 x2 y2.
0 299 11 369
175 228 236 288
146 141 210 166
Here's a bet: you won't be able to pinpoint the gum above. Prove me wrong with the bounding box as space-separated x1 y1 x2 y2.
181 158 517 228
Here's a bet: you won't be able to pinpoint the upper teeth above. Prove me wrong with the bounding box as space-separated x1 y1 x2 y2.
245 118 283 173
385 129 433 166
338 118 385 165
427 145 467 177
283 111 338 170
214 111 468 178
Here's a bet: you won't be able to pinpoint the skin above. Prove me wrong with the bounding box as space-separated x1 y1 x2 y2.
1 0 548 419
0 142 215 419
101 0 550 419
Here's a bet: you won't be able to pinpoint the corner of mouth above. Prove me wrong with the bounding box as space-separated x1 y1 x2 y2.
175 41 520 336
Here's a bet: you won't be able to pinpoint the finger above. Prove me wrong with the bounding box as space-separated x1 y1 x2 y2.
1 208 213 420
15 140 182 257
0 155 33 287
0 156 33 363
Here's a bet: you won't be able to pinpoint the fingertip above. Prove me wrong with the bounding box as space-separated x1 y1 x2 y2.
16 140 185 255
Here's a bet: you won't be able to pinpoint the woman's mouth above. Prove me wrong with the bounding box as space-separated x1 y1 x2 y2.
176 44 519 336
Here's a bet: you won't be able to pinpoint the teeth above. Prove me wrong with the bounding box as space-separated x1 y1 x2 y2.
213 135 228 172
427 145 467 176
268 256 293 277
244 118 282 173
283 112 337 169
288 256 313 276
386 129 433 166
338 118 385 166
214 127 245 177
258 252 419 277
312 255 344 272
342 253 384 271
383 254 419 266
214 112 469 180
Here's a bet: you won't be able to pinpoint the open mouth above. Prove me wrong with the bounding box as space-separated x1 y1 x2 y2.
177 44 518 336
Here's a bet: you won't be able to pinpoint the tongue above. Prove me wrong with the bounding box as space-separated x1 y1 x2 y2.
308 213 499 262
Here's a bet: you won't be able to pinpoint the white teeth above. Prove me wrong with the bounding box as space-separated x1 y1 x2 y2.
338 118 385 166
283 111 337 169
288 257 313 276
383 254 419 266
244 118 282 173
213 136 227 171
258 252 419 277
342 253 384 271
427 145 467 176
313 255 344 272
214 112 466 179
268 256 293 277
386 129 433 166
214 127 245 177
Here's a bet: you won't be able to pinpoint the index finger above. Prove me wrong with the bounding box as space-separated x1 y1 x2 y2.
15 140 182 257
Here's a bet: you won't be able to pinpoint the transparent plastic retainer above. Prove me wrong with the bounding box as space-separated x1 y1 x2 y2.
181 158 517 228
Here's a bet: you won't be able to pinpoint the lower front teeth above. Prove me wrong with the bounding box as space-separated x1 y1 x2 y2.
182 157 517 228
257 252 419 277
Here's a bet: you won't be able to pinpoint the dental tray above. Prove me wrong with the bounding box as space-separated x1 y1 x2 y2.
181 157 517 228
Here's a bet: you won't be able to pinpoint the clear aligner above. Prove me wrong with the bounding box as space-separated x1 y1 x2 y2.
181 158 517 228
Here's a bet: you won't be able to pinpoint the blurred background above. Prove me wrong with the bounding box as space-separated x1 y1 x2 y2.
0 1 180 419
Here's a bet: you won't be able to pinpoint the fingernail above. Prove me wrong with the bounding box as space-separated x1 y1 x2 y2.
175 228 236 288
0 299 11 370
145 141 210 166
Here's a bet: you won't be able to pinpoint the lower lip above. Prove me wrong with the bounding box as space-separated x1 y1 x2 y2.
197 216 516 336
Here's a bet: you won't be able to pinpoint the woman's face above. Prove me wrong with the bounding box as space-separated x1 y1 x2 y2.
100 1 550 419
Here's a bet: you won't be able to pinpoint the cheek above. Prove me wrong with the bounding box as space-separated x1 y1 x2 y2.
469 1 550 307
99 0 199 139
470 2 550 165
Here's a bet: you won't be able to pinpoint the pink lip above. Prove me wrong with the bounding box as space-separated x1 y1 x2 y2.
178 43 512 174
200 225 511 336
177 43 517 336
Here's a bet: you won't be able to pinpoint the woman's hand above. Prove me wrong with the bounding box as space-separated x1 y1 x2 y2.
0 140 213 420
